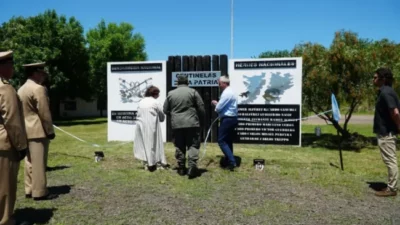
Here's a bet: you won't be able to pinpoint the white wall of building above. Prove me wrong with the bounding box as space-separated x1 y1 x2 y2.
59 98 107 118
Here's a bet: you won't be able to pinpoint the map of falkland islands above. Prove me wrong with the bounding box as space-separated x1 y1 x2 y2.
239 72 294 104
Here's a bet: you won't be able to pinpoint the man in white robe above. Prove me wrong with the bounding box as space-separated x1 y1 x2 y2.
133 86 167 170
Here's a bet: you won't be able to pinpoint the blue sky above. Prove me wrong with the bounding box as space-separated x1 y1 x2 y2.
1 0 399 61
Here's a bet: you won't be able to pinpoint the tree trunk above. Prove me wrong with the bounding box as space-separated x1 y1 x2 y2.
50 96 61 120
330 119 350 138
97 94 107 117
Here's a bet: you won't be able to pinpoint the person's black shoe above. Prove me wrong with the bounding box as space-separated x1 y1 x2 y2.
219 157 229 168
187 167 199 179
25 194 32 199
33 193 58 201
226 164 236 172
177 167 187 176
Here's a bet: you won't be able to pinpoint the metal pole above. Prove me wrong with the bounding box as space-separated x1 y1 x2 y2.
230 0 234 59
338 130 344 171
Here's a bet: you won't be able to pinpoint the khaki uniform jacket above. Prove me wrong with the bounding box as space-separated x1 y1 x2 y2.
163 85 205 129
0 79 28 151
18 79 54 139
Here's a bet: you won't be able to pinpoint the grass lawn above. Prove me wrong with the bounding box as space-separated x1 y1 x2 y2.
13 118 400 225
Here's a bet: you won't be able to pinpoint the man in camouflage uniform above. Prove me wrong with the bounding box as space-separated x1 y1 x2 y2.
163 75 205 179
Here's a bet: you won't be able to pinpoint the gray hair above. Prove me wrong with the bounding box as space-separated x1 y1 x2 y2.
219 75 230 84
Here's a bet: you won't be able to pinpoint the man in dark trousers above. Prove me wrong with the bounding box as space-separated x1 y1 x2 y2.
373 67 399 197
212 75 238 171
163 75 205 179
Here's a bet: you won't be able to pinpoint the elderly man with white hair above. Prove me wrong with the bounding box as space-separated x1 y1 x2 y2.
212 75 238 171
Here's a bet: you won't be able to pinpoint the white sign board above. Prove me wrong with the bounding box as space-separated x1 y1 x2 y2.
229 57 302 146
172 71 220 87
107 61 167 142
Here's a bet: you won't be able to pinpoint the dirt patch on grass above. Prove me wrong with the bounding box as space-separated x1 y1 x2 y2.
61 168 400 225
15 122 399 225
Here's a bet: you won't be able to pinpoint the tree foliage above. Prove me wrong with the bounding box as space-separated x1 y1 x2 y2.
258 50 291 58
0 10 91 117
0 10 148 117
260 30 400 138
86 19 147 112
0 10 91 100
368 39 400 98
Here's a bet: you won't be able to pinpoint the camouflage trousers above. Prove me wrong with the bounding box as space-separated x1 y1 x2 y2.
173 128 200 169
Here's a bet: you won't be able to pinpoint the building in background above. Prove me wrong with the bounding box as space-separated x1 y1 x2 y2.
59 98 107 118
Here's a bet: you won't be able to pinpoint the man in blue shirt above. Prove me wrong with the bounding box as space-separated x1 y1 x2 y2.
212 75 238 171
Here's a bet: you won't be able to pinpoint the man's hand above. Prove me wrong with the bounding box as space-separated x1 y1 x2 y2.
211 100 218 106
390 108 400 132
18 148 28 161
47 133 55 140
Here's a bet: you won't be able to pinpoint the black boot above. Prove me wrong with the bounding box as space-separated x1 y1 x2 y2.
177 167 187 176
223 164 235 172
187 166 199 179
228 164 236 172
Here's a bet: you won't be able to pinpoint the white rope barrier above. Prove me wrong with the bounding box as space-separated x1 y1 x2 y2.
53 108 339 160
53 124 131 148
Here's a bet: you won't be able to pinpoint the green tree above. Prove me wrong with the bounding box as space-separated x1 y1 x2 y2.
291 42 333 126
367 39 400 99
258 50 291 58
258 49 311 117
86 19 147 115
260 31 382 138
294 31 400 138
0 10 91 117
291 31 375 138
326 31 373 137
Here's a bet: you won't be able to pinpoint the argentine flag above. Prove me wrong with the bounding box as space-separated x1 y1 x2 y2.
331 93 341 122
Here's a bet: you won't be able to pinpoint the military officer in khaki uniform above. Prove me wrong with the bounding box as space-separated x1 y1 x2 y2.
18 62 57 201
0 51 29 225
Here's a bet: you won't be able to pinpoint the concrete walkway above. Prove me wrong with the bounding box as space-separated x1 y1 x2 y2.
302 114 373 125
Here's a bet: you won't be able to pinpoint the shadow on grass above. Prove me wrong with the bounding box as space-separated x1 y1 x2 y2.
48 185 73 196
51 152 92 160
14 207 57 224
366 182 387 191
46 165 70 172
219 155 242 168
189 169 208 179
53 117 107 127
301 133 377 151
197 168 208 175
167 166 208 179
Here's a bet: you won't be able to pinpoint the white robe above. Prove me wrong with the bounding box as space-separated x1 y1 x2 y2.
133 97 166 166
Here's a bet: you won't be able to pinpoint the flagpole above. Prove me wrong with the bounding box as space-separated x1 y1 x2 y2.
230 0 234 59
338 130 344 171
332 93 344 171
